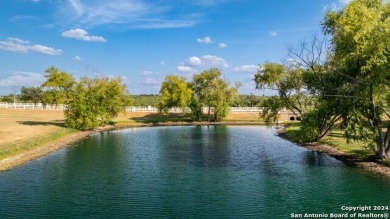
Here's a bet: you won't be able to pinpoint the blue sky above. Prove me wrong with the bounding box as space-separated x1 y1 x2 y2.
0 0 349 95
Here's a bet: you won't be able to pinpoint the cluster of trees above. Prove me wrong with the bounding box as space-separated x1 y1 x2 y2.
39 66 130 130
255 0 390 159
158 68 238 122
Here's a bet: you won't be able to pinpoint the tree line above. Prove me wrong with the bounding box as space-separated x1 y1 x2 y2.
255 0 390 159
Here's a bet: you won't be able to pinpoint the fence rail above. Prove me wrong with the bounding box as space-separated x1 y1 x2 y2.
0 102 282 113
0 102 65 110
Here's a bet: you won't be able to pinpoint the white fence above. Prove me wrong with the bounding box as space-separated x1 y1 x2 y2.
0 102 266 113
0 102 65 110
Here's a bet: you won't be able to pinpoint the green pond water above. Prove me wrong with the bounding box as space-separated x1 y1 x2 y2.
0 126 389 218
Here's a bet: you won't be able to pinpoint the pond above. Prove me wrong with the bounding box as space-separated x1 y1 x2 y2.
0 126 389 218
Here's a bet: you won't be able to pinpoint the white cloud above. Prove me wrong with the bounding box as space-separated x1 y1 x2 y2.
339 0 350 4
187 56 202 66
144 77 161 85
233 65 260 73
177 65 196 73
269 31 277 37
0 72 45 88
177 55 229 73
198 55 229 68
62 28 106 42
160 61 166 66
141 71 160 76
29 45 63 55
197 36 213 44
0 38 62 55
219 43 227 48
74 55 81 61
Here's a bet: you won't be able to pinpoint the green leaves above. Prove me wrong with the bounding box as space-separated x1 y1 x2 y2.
64 77 129 130
158 75 192 114
158 69 237 122
41 66 75 107
321 0 390 158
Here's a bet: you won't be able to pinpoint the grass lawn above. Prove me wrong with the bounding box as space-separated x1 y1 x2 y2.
285 123 375 161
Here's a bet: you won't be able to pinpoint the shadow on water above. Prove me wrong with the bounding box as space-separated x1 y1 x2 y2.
157 125 232 168
17 120 65 127
129 113 193 124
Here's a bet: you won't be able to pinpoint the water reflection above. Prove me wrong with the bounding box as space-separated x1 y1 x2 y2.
0 126 389 218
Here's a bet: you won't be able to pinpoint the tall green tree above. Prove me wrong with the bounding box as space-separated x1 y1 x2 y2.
41 66 75 107
190 69 237 122
322 0 390 158
65 77 130 130
158 75 192 114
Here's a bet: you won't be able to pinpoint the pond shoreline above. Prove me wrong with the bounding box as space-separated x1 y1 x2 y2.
0 121 265 171
2 121 389 179
277 128 390 178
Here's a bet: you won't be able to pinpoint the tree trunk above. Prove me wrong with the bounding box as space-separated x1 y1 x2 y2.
207 106 211 122
369 84 385 159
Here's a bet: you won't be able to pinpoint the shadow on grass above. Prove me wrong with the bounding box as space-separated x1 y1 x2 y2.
349 149 375 161
327 132 344 138
17 120 65 127
129 113 194 124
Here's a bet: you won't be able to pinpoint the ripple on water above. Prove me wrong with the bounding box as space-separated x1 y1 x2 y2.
0 126 389 218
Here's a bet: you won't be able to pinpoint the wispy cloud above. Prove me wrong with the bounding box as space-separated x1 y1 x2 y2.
218 42 227 48
141 70 160 76
0 38 62 55
269 31 277 37
62 28 106 42
339 0 350 4
61 0 197 29
194 0 228 6
233 65 260 73
197 36 213 44
176 65 197 74
73 55 81 61
0 72 45 88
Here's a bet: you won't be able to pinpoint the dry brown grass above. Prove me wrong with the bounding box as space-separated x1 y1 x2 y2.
224 112 261 121
0 109 75 159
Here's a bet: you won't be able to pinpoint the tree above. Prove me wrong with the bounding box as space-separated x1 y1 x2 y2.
20 86 43 105
65 77 130 130
254 62 311 117
321 0 390 159
158 75 192 114
41 66 75 107
210 77 238 122
190 69 237 122
254 62 313 126
261 96 283 126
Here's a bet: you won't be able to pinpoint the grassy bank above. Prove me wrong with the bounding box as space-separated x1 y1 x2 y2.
0 109 77 160
284 123 390 166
